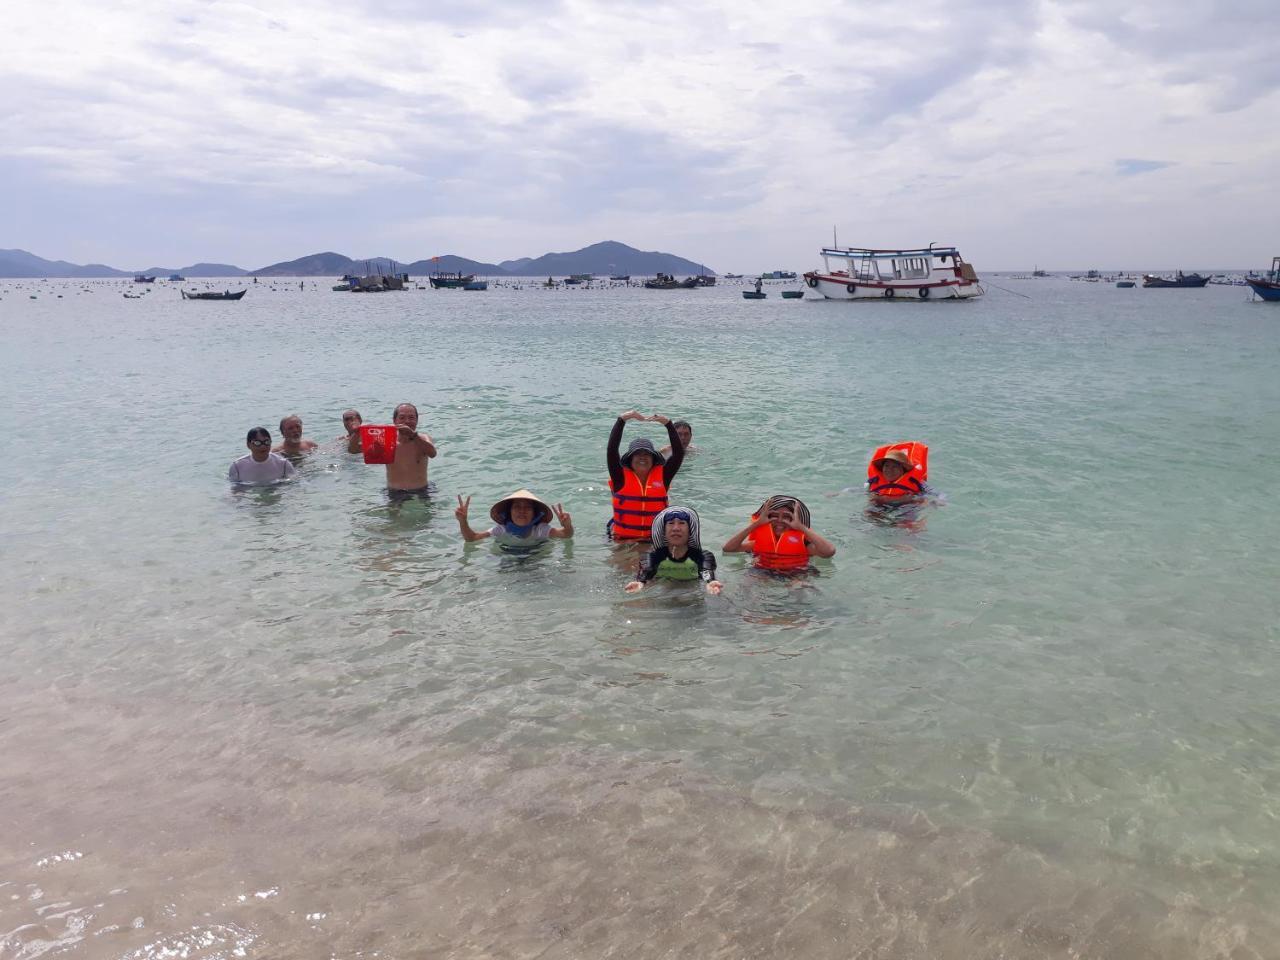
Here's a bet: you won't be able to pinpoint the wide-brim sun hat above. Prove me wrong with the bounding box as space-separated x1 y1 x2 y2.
489 489 553 525
621 437 666 468
651 505 701 549
756 495 812 529
872 448 913 471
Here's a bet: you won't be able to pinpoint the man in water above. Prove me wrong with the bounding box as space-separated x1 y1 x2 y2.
274 414 318 458
659 420 694 458
228 427 296 485
386 402 437 498
338 409 363 454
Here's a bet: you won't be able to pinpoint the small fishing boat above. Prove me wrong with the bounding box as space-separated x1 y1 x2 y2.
760 270 796 280
643 273 699 290
563 274 593 285
428 272 475 289
133 274 155 283
1116 281 1135 288
1142 271 1209 288
1246 257 1280 302
168 274 185 281
742 291 767 300
181 289 246 300
781 290 804 299
463 280 488 291
609 274 630 281
803 244 983 300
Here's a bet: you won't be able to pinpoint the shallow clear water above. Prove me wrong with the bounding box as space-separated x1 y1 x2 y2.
2 276 1279 958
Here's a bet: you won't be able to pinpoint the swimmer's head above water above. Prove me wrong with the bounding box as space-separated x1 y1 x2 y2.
246 426 271 461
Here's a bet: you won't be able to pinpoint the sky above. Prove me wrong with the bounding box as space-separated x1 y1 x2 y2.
4 0 1277 272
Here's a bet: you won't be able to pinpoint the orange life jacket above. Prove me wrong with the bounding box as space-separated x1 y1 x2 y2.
609 466 668 539
748 523 810 571
867 442 929 500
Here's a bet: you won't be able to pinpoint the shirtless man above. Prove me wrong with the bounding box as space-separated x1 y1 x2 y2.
338 409 363 454
385 402 437 496
273 414 318 457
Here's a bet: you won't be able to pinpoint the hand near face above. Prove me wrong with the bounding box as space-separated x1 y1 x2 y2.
553 503 571 526
650 414 670 426
454 494 470 522
396 422 417 439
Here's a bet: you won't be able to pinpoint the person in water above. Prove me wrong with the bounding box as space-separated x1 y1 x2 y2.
384 402 437 498
455 490 574 548
273 414 318 457
658 420 694 458
625 506 722 595
228 427 296 485
722 495 836 571
865 447 934 499
607 410 685 540
338 409 363 454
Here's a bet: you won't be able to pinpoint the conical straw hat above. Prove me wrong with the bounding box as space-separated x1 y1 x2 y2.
489 489 553 525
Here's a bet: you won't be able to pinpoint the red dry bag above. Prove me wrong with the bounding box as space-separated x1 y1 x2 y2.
360 424 398 465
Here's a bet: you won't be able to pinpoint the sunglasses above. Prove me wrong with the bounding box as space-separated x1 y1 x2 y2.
249 439 271 447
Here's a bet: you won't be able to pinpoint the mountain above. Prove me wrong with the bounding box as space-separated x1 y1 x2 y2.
403 255 506 276
249 252 359 277
0 249 130 278
0 241 712 279
499 241 714 277
137 262 248 278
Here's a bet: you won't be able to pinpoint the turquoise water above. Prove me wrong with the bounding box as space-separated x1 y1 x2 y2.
2 277 1279 958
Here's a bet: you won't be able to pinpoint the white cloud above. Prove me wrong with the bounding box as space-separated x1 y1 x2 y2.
2 0 1277 269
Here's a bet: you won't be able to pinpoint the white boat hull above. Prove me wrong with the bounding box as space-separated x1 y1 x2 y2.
804 274 983 300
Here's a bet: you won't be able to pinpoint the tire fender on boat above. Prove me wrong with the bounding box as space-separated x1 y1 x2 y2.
806 276 819 289
918 287 930 299
846 283 857 294
884 288 895 299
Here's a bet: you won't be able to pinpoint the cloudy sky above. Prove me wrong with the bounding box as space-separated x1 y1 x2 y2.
5 0 1277 271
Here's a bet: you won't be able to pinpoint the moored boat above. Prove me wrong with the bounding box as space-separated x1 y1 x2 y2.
742 291 767 300
428 272 475 289
181 289 246 300
802 244 983 300
781 290 804 299
462 280 488 291
1246 257 1280 302
1116 281 1135 288
760 270 796 280
643 273 699 290
1142 271 1209 288
133 274 155 283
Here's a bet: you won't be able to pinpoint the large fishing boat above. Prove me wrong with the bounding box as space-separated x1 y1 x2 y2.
802 245 983 300
428 272 475 289
1246 257 1280 302
1142 271 1209 288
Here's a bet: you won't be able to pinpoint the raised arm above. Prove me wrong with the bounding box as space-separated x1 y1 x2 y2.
654 416 684 484
792 520 836 558
723 515 769 553
607 416 626 489
454 495 491 542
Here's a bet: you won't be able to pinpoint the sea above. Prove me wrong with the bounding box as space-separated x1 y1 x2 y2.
2 274 1278 959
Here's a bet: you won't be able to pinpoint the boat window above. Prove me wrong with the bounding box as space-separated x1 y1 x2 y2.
894 257 930 280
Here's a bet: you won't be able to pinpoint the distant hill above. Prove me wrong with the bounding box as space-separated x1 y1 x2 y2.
138 262 248 278
249 252 359 277
0 249 130 278
0 241 713 278
500 241 714 277
404 255 507 276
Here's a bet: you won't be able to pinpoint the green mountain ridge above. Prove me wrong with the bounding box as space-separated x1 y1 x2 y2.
0 242 715 278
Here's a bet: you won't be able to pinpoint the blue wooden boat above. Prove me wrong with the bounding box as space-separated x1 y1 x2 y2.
1116 280 1135 288
742 291 766 300
1247 257 1280 302
463 280 488 291
781 290 804 299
